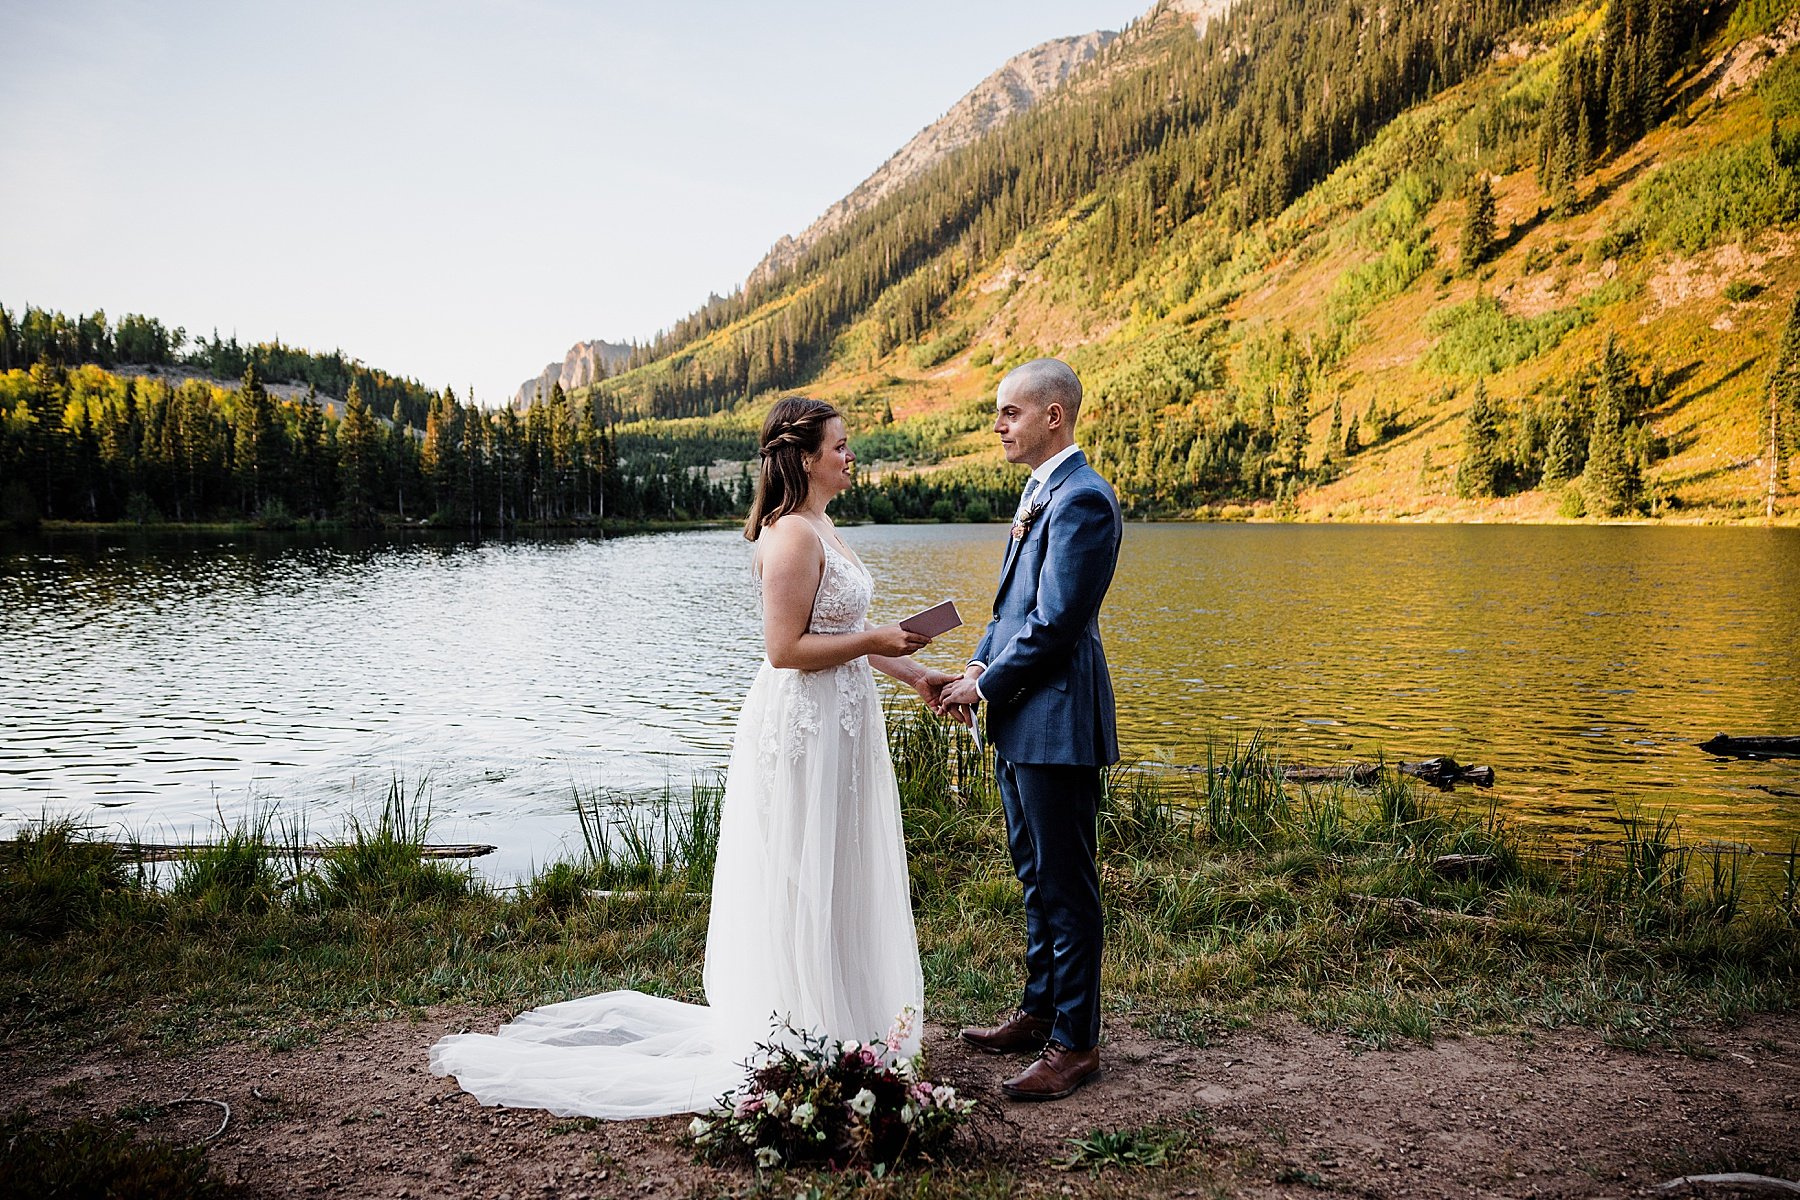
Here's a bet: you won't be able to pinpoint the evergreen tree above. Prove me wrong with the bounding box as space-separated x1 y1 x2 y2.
1771 289 1800 486
232 363 277 513
1585 364 1640 515
1542 408 1581 485
337 382 379 524
1459 175 1499 272
1456 379 1505 498
1343 409 1362 457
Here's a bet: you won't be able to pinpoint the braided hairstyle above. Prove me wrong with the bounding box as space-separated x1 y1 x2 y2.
744 396 843 540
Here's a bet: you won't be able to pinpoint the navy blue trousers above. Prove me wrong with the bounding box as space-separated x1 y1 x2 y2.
995 756 1103 1051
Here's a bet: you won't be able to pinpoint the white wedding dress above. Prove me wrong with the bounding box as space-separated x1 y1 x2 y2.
429 532 924 1118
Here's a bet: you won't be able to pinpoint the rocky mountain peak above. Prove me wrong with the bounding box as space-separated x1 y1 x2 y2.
746 28 1119 289
510 339 634 410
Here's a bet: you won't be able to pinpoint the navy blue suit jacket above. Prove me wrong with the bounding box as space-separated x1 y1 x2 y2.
972 450 1122 767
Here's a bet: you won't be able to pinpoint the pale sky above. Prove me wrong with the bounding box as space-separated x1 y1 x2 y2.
1 0 1148 404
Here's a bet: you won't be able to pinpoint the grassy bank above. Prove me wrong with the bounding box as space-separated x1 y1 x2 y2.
3 710 1796 1062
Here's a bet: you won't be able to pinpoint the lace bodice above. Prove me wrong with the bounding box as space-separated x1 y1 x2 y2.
809 539 872 634
755 528 872 637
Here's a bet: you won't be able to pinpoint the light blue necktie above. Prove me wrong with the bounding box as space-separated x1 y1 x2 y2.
1014 476 1042 521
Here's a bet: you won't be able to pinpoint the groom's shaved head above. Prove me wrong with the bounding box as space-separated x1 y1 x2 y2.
1002 358 1082 418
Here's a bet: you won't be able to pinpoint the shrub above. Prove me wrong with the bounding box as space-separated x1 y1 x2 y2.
171 824 281 914
1425 294 1584 377
1724 280 1764 302
0 1108 236 1199
929 498 959 523
867 494 897 523
1628 140 1800 255
0 818 125 937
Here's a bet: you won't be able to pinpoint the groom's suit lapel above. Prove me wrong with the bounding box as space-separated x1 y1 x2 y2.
996 450 1089 599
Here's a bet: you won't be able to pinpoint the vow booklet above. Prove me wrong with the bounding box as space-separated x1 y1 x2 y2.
899 600 963 637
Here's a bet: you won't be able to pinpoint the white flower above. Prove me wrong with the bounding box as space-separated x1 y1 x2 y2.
790 1101 816 1128
688 1117 712 1140
842 1039 861 1054
894 1056 917 1082
900 1101 917 1124
764 1092 787 1119
754 1146 781 1169
931 1085 957 1107
883 1006 917 1052
848 1088 876 1117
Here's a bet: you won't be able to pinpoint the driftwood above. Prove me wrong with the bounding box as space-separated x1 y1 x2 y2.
1654 1173 1800 1195
1188 758 1495 789
1698 734 1800 760
16 840 499 862
1278 763 1383 786
1348 893 1501 927
1429 853 1495 879
1398 757 1496 790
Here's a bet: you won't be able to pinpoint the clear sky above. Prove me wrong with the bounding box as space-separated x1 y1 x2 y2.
1 0 1149 404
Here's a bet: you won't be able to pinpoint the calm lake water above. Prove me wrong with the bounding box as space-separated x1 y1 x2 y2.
3 523 1797 879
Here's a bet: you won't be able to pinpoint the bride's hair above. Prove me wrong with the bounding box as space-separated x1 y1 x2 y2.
744 396 842 540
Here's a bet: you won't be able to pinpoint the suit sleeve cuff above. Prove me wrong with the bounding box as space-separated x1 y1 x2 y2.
966 660 988 702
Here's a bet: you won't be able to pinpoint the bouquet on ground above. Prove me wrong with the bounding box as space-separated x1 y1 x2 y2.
689 1007 975 1170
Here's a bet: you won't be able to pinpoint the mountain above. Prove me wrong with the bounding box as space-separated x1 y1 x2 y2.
510 339 635 409
746 28 1123 289
582 0 1800 524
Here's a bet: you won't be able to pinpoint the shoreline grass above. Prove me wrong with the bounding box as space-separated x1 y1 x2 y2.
1 711 1794 1063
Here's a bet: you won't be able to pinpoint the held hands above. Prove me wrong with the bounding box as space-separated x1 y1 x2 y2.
935 664 983 727
938 664 982 709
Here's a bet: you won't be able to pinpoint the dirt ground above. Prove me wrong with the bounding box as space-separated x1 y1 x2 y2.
6 1010 1796 1199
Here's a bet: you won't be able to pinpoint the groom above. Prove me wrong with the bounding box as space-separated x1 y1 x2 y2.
938 357 1122 1102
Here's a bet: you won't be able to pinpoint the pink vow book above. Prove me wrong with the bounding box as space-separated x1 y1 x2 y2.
900 600 963 637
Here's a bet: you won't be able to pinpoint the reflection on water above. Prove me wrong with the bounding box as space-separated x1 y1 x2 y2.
3 523 1797 877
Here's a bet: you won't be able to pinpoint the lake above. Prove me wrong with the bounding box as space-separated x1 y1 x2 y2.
3 523 1797 879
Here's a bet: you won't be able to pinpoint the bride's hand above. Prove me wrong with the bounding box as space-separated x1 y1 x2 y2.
909 666 959 711
868 623 930 658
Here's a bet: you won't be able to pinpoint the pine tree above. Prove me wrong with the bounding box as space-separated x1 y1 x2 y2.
1771 289 1800 490
1585 364 1640 516
1543 408 1581 485
232 363 276 514
1343 409 1361 457
1459 175 1499 273
1456 379 1505 498
337 382 379 525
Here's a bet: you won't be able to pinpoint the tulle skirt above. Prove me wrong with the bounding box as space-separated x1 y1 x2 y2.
428 658 924 1118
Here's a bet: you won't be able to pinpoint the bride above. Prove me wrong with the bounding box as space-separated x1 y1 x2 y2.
430 396 953 1118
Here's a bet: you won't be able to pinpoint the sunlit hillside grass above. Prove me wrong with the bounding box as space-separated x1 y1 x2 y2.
582 1 1800 523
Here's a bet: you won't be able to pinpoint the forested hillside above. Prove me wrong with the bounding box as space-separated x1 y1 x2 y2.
582 0 1800 522
0 308 742 529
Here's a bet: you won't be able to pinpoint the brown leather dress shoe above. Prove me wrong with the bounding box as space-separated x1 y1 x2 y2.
959 1010 1054 1054
1000 1042 1101 1101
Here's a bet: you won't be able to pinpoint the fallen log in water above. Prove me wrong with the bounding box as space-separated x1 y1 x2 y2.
1698 734 1800 760
1398 757 1496 790
1182 757 1495 789
3 840 500 862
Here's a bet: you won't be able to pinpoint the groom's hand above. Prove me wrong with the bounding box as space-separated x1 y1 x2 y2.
909 666 959 713
939 665 983 710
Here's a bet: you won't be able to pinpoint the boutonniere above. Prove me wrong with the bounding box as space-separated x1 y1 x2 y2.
1010 500 1047 541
